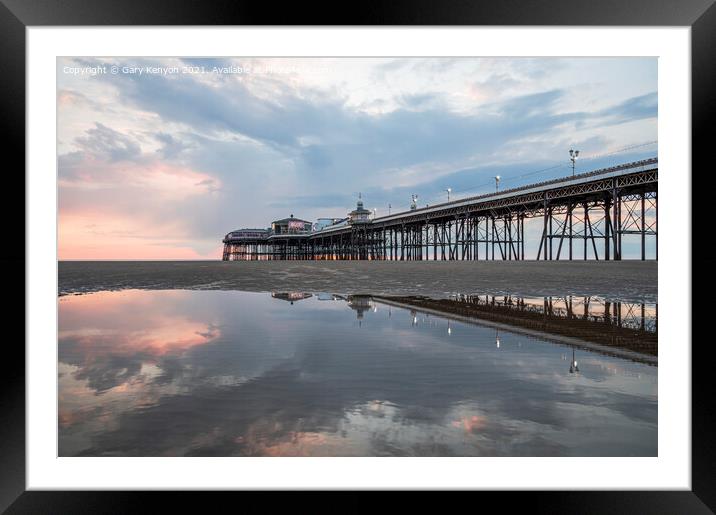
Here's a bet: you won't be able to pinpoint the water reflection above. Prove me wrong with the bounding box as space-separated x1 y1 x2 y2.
271 292 312 304
59 290 657 457
347 295 372 319
451 293 657 332
394 294 658 357
569 348 580 374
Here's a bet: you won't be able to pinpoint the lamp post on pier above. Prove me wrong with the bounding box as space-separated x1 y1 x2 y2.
569 149 580 176
410 194 419 210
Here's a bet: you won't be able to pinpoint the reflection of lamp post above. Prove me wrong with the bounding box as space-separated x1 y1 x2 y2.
569 348 580 373
447 320 452 335
569 149 580 176
494 176 501 192
495 329 501 348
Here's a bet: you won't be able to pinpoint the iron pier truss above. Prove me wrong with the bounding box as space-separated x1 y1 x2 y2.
223 158 657 261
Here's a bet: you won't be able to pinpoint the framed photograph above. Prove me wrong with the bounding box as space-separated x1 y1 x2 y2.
5 0 713 511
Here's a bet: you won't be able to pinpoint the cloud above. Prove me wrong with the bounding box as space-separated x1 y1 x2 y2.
468 73 521 103
597 92 658 123
57 57 658 258
74 122 142 162
58 89 104 110
154 131 188 159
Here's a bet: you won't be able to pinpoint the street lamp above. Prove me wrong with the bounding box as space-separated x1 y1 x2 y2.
569 149 580 176
494 176 501 192
411 194 419 210
388 203 392 215
373 208 377 219
445 187 452 202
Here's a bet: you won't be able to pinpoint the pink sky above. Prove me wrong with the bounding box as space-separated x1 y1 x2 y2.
58 144 223 259
57 56 657 259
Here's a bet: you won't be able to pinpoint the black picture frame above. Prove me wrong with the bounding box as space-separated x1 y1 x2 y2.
3 0 712 512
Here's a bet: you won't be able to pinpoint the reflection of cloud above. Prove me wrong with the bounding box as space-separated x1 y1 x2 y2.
451 414 487 434
232 421 338 457
59 405 103 429
59 290 220 394
69 352 145 394
59 290 657 457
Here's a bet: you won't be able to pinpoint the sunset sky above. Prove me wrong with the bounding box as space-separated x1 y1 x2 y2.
57 57 657 260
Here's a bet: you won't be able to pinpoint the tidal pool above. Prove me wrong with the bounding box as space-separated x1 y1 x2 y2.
58 289 657 457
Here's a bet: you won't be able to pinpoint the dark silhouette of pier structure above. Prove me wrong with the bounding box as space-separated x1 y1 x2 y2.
222 158 657 261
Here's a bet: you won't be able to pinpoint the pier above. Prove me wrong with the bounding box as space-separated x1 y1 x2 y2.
222 158 657 261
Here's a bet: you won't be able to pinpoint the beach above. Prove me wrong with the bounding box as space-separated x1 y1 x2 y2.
59 260 657 302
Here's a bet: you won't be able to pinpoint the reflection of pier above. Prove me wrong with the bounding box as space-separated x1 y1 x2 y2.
450 294 657 333
374 295 657 363
317 293 341 301
569 348 580 374
271 292 313 304
347 295 373 319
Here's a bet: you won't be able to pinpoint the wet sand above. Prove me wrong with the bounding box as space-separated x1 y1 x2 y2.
59 260 657 302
